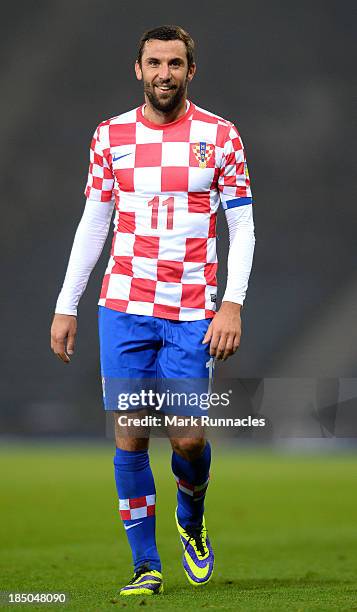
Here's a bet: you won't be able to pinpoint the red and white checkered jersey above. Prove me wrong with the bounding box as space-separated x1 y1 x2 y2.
84 101 252 321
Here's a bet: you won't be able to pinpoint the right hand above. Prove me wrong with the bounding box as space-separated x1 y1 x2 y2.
50 314 77 363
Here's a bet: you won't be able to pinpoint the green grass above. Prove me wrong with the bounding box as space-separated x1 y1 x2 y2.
0 443 357 611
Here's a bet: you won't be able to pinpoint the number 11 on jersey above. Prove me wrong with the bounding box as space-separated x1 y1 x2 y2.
148 196 174 230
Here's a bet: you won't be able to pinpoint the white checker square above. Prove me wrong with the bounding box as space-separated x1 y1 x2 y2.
205 284 217 306
206 238 217 263
189 120 218 145
161 142 189 166
103 178 114 190
182 262 205 284
106 273 131 300
188 167 215 192
111 109 137 124
111 146 136 168
131 507 148 520
119 498 130 510
155 281 182 306
92 164 104 178
132 256 158 280
133 166 161 194
179 307 205 321
112 233 135 257
158 235 186 261
235 149 244 163
126 301 154 316
136 121 164 144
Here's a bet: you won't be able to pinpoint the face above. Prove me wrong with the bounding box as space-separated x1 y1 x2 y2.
135 39 196 113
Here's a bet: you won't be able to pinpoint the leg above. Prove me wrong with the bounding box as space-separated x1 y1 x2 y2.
169 434 211 529
157 318 214 585
98 308 163 594
113 412 161 576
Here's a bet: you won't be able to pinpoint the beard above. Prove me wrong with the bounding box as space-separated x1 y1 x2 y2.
144 76 188 114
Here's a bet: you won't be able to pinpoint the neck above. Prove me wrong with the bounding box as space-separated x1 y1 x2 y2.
143 96 188 125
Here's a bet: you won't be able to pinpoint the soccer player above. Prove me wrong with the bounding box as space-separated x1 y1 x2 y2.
50 25 255 596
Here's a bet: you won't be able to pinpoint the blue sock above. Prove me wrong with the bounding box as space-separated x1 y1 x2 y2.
114 448 161 572
172 442 211 529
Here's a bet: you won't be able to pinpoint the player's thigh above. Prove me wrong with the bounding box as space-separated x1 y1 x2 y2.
98 306 159 376
98 307 160 411
158 318 212 379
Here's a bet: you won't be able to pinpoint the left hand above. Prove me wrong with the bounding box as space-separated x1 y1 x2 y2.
202 301 242 361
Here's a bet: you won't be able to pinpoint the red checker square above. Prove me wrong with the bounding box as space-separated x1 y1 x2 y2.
117 211 135 233
208 213 217 238
133 235 160 259
103 166 113 179
236 186 248 197
161 166 188 192
210 167 220 189
120 509 131 520
163 122 191 142
184 238 207 263
205 309 216 318
101 190 114 202
193 109 218 124
231 135 243 152
181 284 206 309
188 192 210 213
114 168 134 192
92 176 103 190
204 263 218 286
100 274 110 299
157 260 183 283
109 123 136 146
93 152 103 166
104 298 129 312
216 123 229 147
112 256 133 277
153 303 180 319
147 505 155 517
135 143 162 167
129 496 147 509
236 162 245 175
129 278 156 302
223 174 237 187
224 152 236 166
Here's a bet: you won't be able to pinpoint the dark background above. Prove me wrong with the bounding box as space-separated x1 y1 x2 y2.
1 0 356 435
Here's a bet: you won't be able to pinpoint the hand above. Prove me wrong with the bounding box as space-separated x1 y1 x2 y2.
202 301 242 361
50 314 77 363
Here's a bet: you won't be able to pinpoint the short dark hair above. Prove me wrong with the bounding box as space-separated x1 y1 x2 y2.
137 25 195 68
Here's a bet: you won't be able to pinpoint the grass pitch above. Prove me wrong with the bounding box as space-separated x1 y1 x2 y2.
0 442 356 611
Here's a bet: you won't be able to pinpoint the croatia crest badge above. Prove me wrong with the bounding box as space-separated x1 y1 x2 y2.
192 142 214 168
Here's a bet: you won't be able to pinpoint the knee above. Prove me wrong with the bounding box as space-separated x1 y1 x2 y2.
171 437 206 461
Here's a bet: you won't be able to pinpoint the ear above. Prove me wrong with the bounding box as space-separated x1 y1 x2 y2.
135 61 143 81
187 62 196 83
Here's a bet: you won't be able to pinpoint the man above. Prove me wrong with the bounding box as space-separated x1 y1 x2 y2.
51 25 255 596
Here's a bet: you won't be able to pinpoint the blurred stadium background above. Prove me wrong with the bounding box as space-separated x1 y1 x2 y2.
0 1 356 608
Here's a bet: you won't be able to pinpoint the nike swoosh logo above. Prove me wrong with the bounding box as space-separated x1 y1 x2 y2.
184 550 210 579
112 152 132 162
124 521 143 530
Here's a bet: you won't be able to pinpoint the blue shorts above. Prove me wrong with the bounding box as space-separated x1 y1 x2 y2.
98 306 214 414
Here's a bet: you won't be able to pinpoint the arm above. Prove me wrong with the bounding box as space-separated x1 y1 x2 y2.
203 123 255 361
51 198 114 362
203 205 255 360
